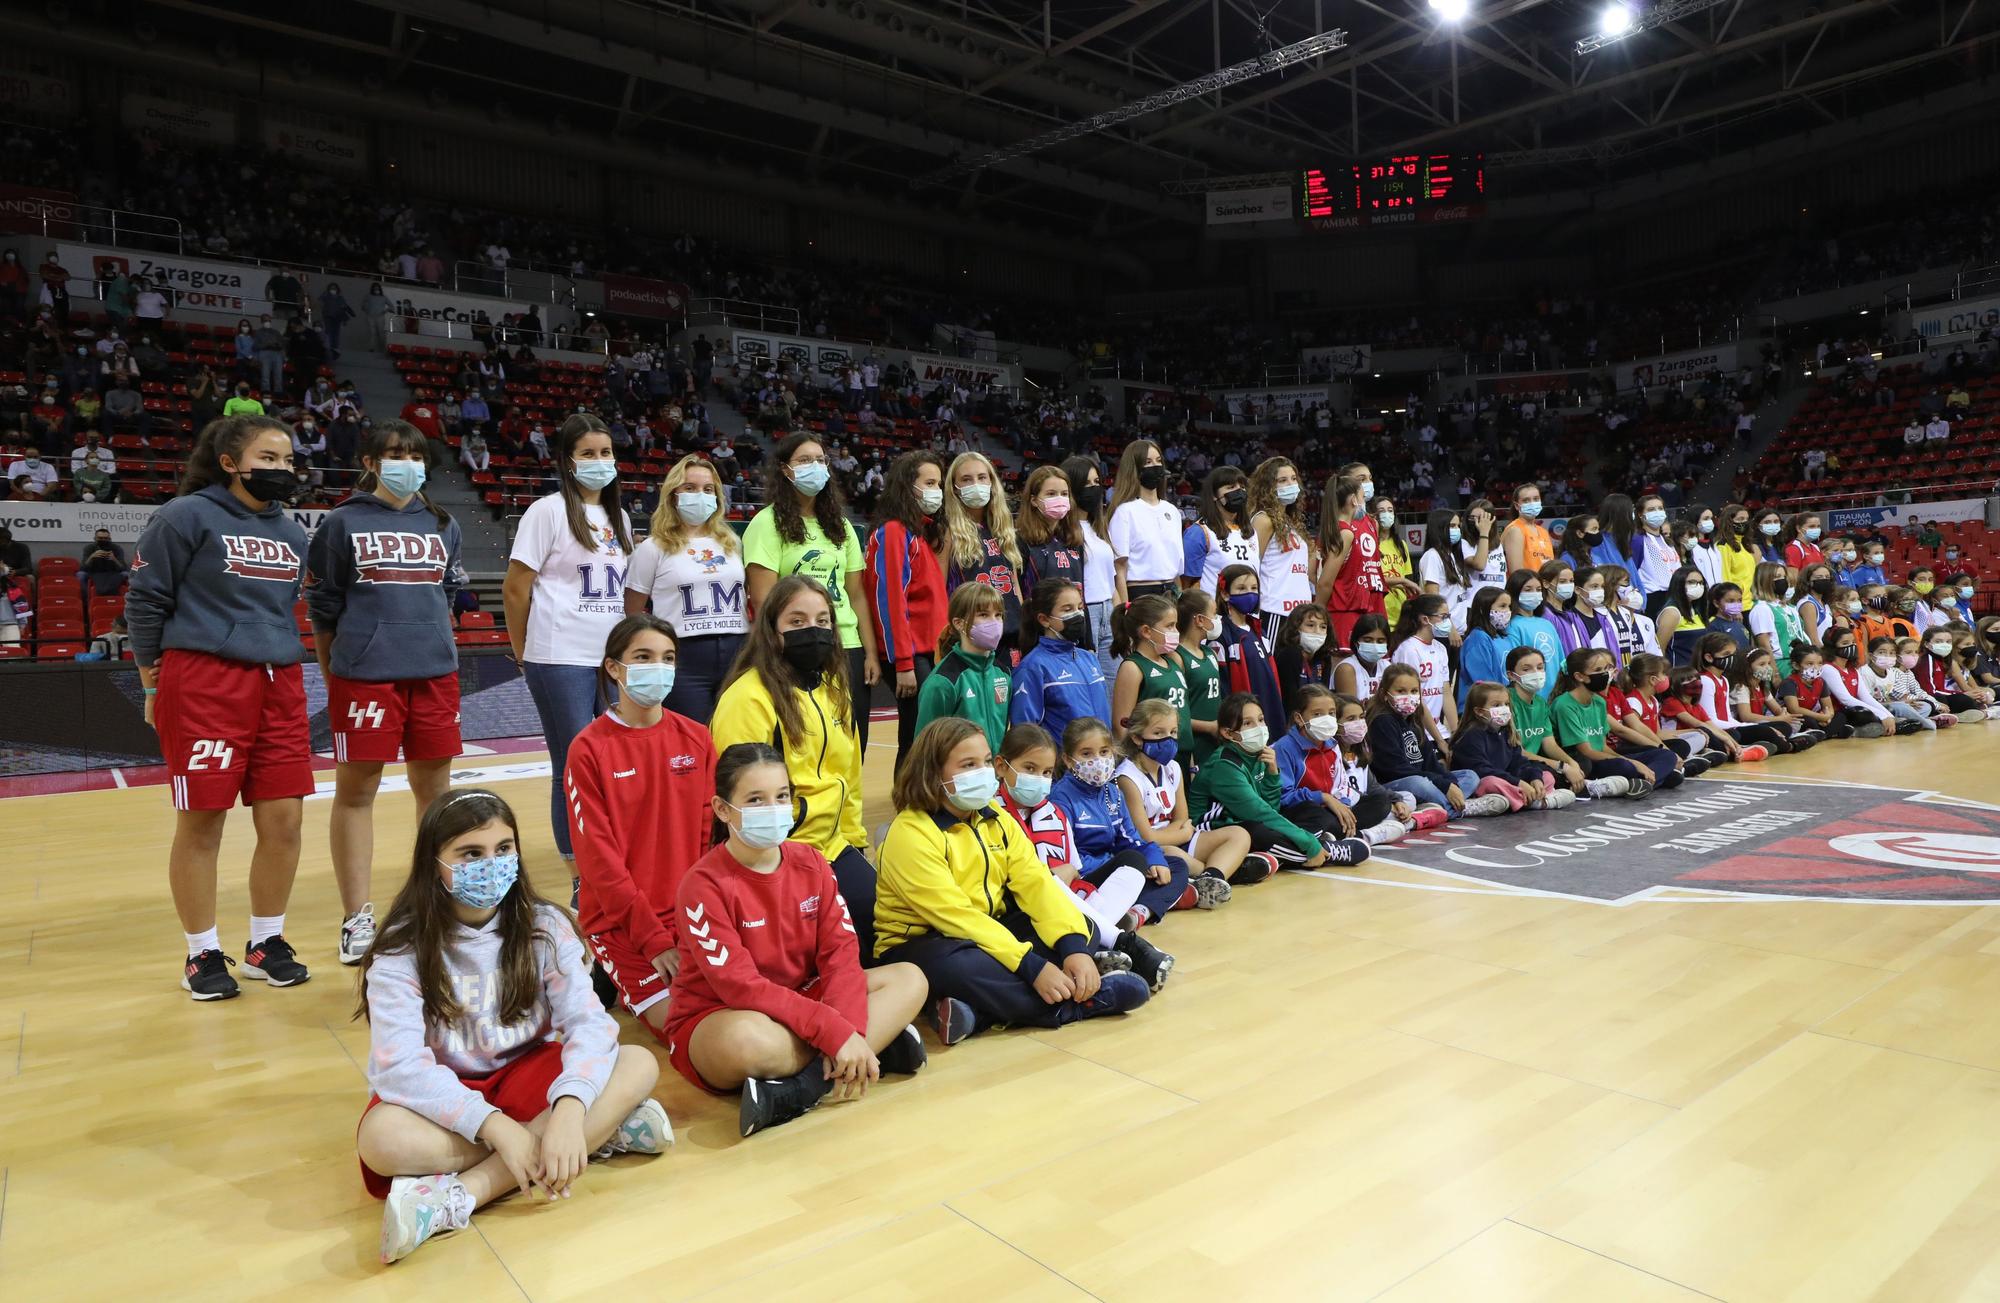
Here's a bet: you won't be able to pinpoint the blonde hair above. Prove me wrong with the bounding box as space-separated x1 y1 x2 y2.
1245 456 1304 552
935 580 1005 659
1107 439 1162 516
942 451 1022 573
645 455 737 556
1115 699 1179 761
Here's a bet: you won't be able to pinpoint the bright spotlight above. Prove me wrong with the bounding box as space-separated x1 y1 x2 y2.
1429 0 1469 21
1598 2 1635 36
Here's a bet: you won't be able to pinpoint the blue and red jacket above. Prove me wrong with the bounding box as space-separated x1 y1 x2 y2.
1216 615 1285 734
865 518 947 674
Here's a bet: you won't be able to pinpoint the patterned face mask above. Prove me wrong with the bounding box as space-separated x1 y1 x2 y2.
442 852 519 909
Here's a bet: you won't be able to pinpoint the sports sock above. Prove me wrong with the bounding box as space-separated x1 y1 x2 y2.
249 914 285 946
186 927 221 957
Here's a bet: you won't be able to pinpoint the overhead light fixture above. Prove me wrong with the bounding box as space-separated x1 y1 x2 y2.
1598 2 1635 37
1430 0 1470 20
1578 0 1733 53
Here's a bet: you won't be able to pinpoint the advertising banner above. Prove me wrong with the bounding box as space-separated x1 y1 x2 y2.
54 243 268 313
1207 185 1294 226
0 184 79 236
0 499 333 544
261 113 368 175
907 352 1018 392
1825 496 1988 532
1302 344 1372 377
1613 342 1741 393
724 331 1020 391
382 284 578 337
731 329 854 379
0 65 75 120
120 92 236 146
601 273 691 319
1909 294 2000 343
1219 385 1332 419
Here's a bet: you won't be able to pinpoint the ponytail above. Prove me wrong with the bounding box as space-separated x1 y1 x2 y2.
180 414 290 496
1110 594 1176 657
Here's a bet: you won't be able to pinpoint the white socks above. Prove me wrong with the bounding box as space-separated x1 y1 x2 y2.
185 927 221 957
249 914 286 946
1079 866 1146 947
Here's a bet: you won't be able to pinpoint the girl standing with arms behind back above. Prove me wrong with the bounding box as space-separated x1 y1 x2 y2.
1108 439 1183 604
308 419 465 966
504 413 631 878
623 454 747 722
1247 455 1313 642
130 414 315 1000
864 450 948 761
1314 471 1383 652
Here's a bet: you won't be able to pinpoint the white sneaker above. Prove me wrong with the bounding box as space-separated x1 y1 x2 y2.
381 1173 473 1264
1585 777 1631 798
592 1097 674 1159
339 903 375 966
1535 788 1578 810
1461 794 1513 817
1986 705 2000 721
1361 818 1408 846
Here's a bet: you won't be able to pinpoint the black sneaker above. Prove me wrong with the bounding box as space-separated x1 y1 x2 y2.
876 1023 927 1075
242 934 311 987
1077 971 1150 1020
1896 719 1927 736
928 996 979 1046
1114 928 1175 992
182 949 239 1001
1682 755 1713 777
1320 835 1372 866
738 1063 832 1138
1092 947 1134 976
1229 854 1279 886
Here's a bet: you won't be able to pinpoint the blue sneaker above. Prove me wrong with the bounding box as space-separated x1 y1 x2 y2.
1078 970 1151 1019
928 996 979 1046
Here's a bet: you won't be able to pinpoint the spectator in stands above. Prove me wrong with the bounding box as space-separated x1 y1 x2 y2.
0 248 25 319
4 448 56 496
415 247 444 286
61 344 95 398
1926 412 1952 443
71 429 114 477
102 341 142 392
363 283 392 350
252 315 285 395
1947 384 1972 415
74 450 115 503
305 377 340 425
132 333 169 376
1904 415 1925 448
133 278 170 339
1802 445 1828 482
79 529 128 596
5 474 35 502
264 268 304 320
38 252 70 326
224 381 265 418
285 314 327 380
460 428 490 473
102 265 133 328
319 282 354 361
103 377 150 440
459 389 490 433
0 527 27 575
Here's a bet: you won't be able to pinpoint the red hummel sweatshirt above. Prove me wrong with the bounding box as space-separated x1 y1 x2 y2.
564 708 716 962
666 841 867 1057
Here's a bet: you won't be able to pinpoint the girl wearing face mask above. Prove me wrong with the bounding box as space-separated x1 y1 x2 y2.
1728 646 1822 750
1274 602 1335 700
914 581 1011 751
1942 573 1977 625
1917 627 1999 721
1182 466 1255 594
937 450 1024 662
1314 470 1386 651
504 414 633 871
1594 564 1660 663
1333 612 1393 702
1550 564 1621 664
1061 454 1119 677
1716 504 1759 594
1553 649 1677 794
1170 589 1227 767
562 615 715 1039
1846 540 1888 589
1053 717 1200 927
997 723 1176 986
1654 564 1715 667
877 717 1153 1045
1501 482 1555 576
1777 645 1852 739
671 744 929 1138
1794 563 1834 647
1504 570 1564 695
1503 647 1595 796
1454 587 1514 712
1191 693 1367 865
1015 465 1086 599
1389 593 1458 742
1107 438 1182 604
1815 628 1895 738
713 576 874 953
1609 652 1712 774
357 790 664 1264
1011 579 1111 752
1744 562 1805 678
1861 636 1947 732
625 455 747 722
1249 456 1316 640
1683 505 1724 594
1690 632 1789 756
1783 513 1825 585
1705 581 1753 655
1560 513 1603 573
1451 682 1574 812
1906 566 1941 634
743 433 883 746
1419 507 1477 627
1114 701 1262 898
861 451 949 761
309 419 465 967
1633 495 1680 610
1213 563 1288 737
1594 498 1647 597
1371 495 1423 630
1365 665 1504 818
1274 684 1433 845
128 415 315 1002
1111 593 1190 744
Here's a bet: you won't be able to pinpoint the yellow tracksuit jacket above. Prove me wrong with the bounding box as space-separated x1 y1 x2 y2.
711 669 866 859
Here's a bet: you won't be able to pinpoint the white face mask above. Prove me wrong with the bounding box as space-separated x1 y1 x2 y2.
1234 724 1270 753
1305 715 1341 742
1299 631 1327 655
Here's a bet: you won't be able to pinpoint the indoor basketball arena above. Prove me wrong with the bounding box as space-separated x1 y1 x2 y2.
7 0 2000 1297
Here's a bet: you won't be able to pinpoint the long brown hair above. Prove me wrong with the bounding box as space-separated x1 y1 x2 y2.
873 449 945 550
354 788 575 1034
354 418 451 529
645 454 736 557
1316 473 1366 553
555 413 632 553
936 579 1004 659
1245 456 1304 551
180 414 291 495
1107 439 1162 516
1014 464 1084 549
721 574 853 747
765 431 852 548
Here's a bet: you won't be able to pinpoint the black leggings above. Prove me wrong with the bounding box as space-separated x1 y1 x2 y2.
1726 721 1794 754
831 845 877 965
848 646 874 752
891 652 935 775
1933 691 1981 714
1581 748 1681 788
1290 790 1398 832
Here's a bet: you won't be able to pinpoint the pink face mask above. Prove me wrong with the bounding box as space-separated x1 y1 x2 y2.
1487 705 1512 728
1160 627 1180 652
1339 718 1368 744
1898 652 1919 670
967 617 1005 651
1391 693 1421 716
1041 496 1071 520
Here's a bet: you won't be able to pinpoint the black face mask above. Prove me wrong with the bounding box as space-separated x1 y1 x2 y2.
780 626 836 683
1712 655 1736 671
1836 644 1858 661
1581 531 1603 548
1057 610 1091 647
1584 670 1613 692
1221 489 1247 515
1138 465 1167 491
1810 577 1834 597
240 468 301 506
1075 485 1103 515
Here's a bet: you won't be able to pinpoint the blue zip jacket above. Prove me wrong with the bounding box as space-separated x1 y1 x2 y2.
1590 538 1645 598
1506 615 1563 698
1457 629 1510 711
1010 635 1110 749
1272 725 1333 810
1840 562 1886 589
1050 771 1166 872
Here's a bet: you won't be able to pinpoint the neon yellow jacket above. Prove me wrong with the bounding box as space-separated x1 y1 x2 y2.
711 669 865 859
874 804 1091 976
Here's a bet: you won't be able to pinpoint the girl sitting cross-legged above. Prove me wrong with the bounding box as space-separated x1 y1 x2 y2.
1451 682 1578 812
1274 683 1440 846
1112 699 1267 891
1191 691 1373 868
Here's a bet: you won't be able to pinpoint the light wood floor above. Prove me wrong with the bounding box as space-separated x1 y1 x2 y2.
8 730 2000 1301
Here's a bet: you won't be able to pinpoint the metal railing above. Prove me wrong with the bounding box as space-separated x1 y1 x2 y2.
686 297 801 335
15 202 185 254
385 315 612 356
1767 480 1997 511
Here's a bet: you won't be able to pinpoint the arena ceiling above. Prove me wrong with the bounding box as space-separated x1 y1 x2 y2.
114 0 2000 231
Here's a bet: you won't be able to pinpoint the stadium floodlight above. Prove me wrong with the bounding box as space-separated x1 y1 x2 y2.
1576 0 1734 53
1430 0 1470 19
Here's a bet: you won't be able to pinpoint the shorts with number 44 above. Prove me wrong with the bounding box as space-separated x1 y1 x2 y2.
328 671 463 764
155 649 314 810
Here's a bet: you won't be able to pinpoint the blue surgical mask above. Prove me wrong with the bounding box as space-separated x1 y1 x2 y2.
946 765 999 810
1643 509 1667 529
1760 521 1781 537
1431 616 1454 638
620 661 675 706
675 491 717 523
377 459 427 497
1358 479 1375 501
729 800 794 849
1140 737 1178 767
1961 584 1975 599
790 461 830 495
1806 527 1822 541
1356 640 1387 663
1276 481 1301 505
1005 770 1051 807
1554 582 1575 601
443 852 519 910
1518 590 1543 611
573 459 618 491
1448 526 1462 544
1518 501 1542 519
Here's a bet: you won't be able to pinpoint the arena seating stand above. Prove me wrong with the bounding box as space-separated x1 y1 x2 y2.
1749 363 2000 504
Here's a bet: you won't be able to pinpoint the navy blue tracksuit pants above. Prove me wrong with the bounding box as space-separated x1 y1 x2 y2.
880 906 1090 1032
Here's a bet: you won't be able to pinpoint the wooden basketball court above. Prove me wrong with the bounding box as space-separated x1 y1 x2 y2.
8 729 2000 1301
